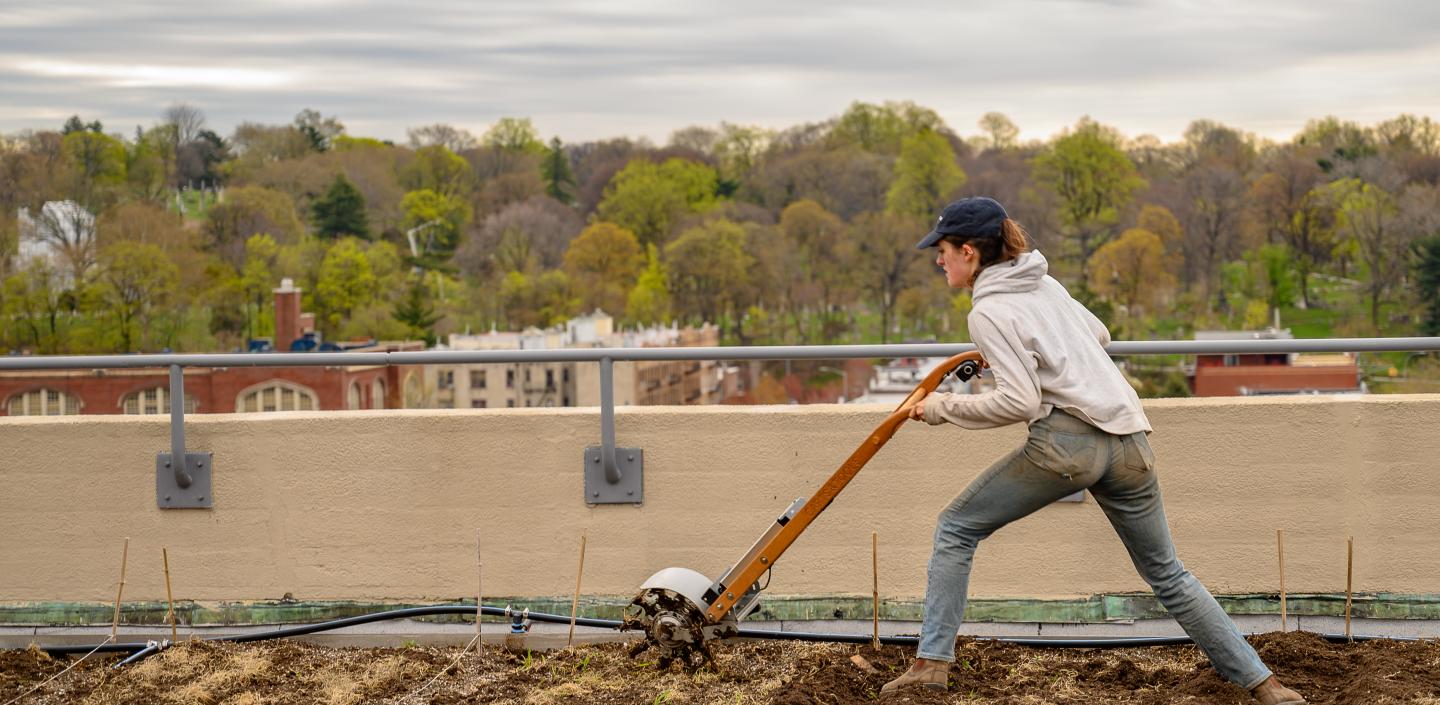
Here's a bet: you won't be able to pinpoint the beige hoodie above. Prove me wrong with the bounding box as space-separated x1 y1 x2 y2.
922 249 1151 435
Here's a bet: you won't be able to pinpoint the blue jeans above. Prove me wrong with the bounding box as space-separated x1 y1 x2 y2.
916 409 1272 690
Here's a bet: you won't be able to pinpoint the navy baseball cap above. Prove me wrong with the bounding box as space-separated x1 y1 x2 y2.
915 197 1008 249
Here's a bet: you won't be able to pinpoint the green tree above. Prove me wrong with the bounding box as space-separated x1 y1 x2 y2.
204 186 304 266
851 212 922 343
886 129 965 218
625 244 671 326
563 222 644 316
401 189 471 268
779 200 854 342
312 173 371 239
392 277 442 346
482 117 545 154
400 145 472 198
3 262 69 353
61 130 127 208
240 234 279 340
1414 235 1440 336
664 219 752 333
311 172 368 240
314 238 377 334
1031 118 1146 275
95 242 179 352
977 112 1020 151
540 137 576 203
1329 177 1401 330
294 108 345 152
828 100 946 154
595 158 719 247
499 269 578 328
1087 228 1175 336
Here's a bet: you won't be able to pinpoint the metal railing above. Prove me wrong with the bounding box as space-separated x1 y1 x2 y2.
3 337 1437 508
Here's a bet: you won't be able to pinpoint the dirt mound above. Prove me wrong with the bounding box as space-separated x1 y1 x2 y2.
1 632 1437 704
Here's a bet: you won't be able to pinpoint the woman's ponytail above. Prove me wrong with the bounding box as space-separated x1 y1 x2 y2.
999 218 1031 261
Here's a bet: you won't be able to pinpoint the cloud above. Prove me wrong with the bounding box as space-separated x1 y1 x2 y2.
0 0 1436 143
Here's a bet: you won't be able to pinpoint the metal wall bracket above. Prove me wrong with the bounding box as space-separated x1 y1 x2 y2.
584 446 643 503
584 356 643 504
157 364 214 509
157 452 213 508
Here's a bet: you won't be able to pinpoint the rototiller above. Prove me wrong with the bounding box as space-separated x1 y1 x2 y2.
622 351 986 666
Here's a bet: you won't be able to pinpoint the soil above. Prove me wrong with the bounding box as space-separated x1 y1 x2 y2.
2 631 1437 704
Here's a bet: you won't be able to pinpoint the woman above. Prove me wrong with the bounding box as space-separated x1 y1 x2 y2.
884 197 1305 705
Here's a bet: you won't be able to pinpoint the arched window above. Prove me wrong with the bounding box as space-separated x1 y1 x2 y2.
235 381 318 413
7 388 80 416
347 382 363 410
371 378 387 410
121 387 198 415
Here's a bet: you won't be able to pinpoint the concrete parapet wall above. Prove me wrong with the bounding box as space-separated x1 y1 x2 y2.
2 395 1438 608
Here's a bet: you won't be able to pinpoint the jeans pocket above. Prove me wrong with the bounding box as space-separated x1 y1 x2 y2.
1028 427 1097 480
1122 433 1156 473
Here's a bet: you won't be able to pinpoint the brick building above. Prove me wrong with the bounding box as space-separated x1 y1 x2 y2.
1188 329 1363 397
1 281 423 416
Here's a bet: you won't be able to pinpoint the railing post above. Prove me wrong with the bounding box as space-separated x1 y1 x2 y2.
583 356 642 504
156 364 213 509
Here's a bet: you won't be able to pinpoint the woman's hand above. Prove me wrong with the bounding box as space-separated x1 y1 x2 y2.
904 391 929 421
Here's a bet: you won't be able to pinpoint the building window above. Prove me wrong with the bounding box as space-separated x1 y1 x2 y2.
236 382 318 413
471 370 486 389
372 378 387 409
506 399 515 408
8 388 80 416
563 368 570 383
348 383 363 410
471 399 487 408
545 369 554 388
525 368 532 383
121 387 198 415
438 370 454 390
506 369 514 389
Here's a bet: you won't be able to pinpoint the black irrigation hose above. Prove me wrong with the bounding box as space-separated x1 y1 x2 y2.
34 604 1414 662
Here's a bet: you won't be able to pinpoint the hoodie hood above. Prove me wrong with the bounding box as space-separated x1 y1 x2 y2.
972 250 1048 302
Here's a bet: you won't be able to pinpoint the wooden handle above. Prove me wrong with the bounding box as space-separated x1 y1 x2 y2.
704 351 985 623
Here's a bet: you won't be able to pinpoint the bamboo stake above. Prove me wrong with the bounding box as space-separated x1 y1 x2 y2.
483 529 489 656
163 547 177 645
111 538 130 642
567 531 587 648
871 531 880 650
1277 530 1287 633
1345 536 1354 642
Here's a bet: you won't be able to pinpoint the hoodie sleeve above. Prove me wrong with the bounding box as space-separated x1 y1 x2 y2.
1073 298 1111 348
922 310 1042 429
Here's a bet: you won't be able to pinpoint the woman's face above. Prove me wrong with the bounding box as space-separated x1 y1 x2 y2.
936 240 978 289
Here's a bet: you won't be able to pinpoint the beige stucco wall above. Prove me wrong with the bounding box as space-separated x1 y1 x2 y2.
2 395 1438 604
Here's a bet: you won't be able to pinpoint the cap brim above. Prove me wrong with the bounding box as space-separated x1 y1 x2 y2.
914 229 944 250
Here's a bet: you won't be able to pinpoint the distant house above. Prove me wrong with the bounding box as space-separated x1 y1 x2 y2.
1188 328 1363 396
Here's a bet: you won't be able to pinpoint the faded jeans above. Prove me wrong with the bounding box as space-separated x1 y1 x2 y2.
916 409 1272 690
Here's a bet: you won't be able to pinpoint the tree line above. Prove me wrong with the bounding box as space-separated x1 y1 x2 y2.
1 102 1438 360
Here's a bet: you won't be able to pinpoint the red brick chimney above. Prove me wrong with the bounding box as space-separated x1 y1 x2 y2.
274 278 301 351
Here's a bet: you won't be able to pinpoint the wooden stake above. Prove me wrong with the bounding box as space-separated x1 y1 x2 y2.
163 547 177 645
1277 529 1287 633
111 538 130 642
1345 536 1354 642
871 531 880 650
567 531 587 648
483 532 489 653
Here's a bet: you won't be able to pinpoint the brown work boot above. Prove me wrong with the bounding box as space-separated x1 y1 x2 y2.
1252 676 1307 705
880 658 950 695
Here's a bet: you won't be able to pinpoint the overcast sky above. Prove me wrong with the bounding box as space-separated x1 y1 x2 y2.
2 0 1437 146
